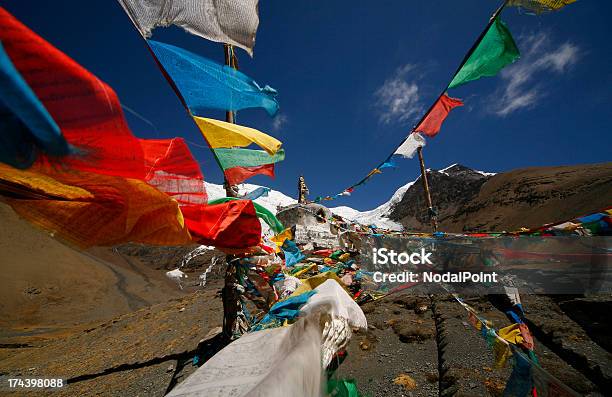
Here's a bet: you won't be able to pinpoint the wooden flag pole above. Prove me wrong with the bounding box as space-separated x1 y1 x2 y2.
221 43 248 341
417 146 438 231
223 44 238 198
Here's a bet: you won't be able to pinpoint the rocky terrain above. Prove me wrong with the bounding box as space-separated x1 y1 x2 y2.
388 162 612 232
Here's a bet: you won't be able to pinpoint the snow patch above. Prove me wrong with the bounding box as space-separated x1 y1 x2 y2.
475 169 496 177
438 163 458 176
329 180 416 231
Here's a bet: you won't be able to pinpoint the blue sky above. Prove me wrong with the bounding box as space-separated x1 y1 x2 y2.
4 1 611 210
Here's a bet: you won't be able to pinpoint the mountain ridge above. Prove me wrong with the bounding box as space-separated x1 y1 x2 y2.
213 162 612 233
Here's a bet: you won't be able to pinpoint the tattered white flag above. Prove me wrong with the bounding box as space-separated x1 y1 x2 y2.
393 132 426 159
117 0 259 55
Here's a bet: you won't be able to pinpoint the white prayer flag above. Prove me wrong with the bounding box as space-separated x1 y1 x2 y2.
117 0 259 55
393 132 426 159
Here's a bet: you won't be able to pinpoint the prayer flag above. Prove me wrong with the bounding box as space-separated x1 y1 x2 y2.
271 228 294 247
282 239 306 267
241 186 271 201
224 164 275 185
508 0 576 14
193 116 281 155
0 8 146 179
448 17 520 89
213 148 285 170
213 147 284 184
117 0 259 55
415 94 463 137
394 133 425 158
148 40 279 116
0 163 192 247
0 42 69 168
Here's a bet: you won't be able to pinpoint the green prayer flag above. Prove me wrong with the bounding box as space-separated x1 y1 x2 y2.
327 378 362 397
208 197 285 233
213 148 285 170
448 17 520 89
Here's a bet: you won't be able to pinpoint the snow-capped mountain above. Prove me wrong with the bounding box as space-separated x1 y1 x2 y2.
206 177 414 231
328 183 413 231
205 164 498 232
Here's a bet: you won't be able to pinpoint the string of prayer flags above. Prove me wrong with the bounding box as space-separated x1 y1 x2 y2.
449 291 579 396
0 8 267 251
394 133 426 159
448 17 520 89
116 0 260 55
193 116 282 155
415 94 464 137
508 0 577 14
147 40 279 116
0 42 70 169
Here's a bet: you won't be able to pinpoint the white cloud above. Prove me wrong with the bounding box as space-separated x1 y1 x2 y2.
491 32 580 116
271 114 288 131
375 64 424 125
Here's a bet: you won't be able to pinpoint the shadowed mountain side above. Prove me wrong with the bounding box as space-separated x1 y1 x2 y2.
389 163 612 232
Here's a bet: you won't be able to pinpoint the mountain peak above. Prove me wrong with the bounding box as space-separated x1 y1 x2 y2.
204 164 495 232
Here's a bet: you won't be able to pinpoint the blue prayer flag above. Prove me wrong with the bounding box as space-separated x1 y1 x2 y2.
0 42 69 168
281 239 305 267
148 40 279 116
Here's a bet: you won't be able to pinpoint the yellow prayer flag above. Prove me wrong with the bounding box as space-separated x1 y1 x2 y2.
508 0 576 14
366 168 382 178
498 323 525 345
271 228 293 247
0 164 192 247
290 272 350 296
193 116 282 155
492 339 512 368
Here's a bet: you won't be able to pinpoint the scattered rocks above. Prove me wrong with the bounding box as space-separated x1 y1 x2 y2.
24 286 41 295
393 373 417 390
391 321 434 343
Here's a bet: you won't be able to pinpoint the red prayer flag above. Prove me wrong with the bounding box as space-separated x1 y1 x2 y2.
415 94 463 137
224 164 275 185
182 200 262 249
0 7 145 179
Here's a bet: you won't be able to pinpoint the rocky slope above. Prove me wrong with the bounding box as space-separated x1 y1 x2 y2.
388 162 612 232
